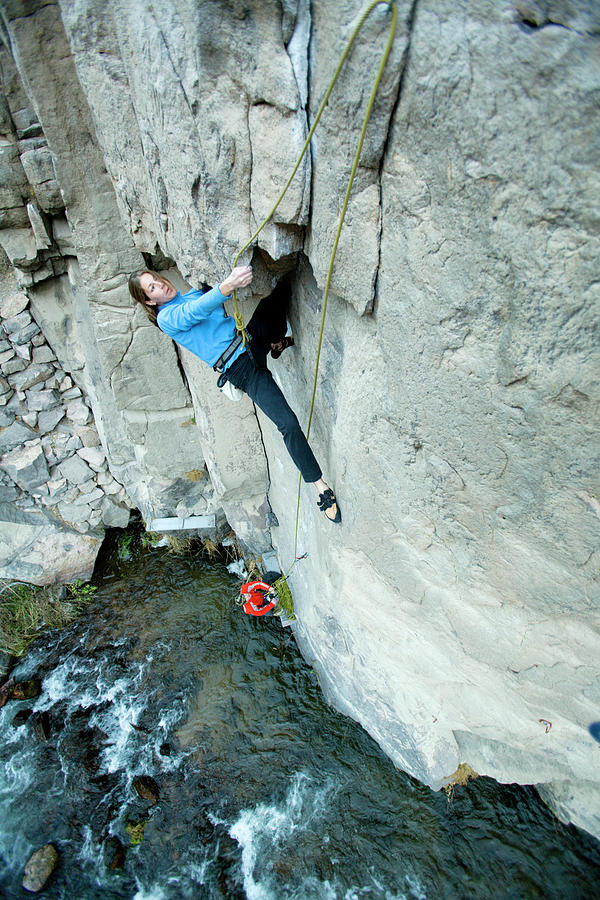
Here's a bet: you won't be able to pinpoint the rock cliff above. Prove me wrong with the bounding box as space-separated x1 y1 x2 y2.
0 0 598 840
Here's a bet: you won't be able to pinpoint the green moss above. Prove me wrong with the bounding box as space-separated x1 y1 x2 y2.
125 820 147 846
272 576 296 621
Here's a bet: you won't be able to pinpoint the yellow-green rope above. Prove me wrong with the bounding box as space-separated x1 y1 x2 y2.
292 0 398 557
231 0 398 347
229 0 398 563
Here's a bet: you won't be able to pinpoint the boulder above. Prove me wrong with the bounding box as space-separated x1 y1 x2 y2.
29 710 52 742
25 389 59 411
100 496 130 528
0 520 102 585
1 356 27 375
31 345 56 364
76 446 105 470
12 708 33 727
0 290 29 318
11 678 41 701
8 364 53 392
0 678 15 709
103 836 126 870
66 398 91 425
22 843 58 893
133 775 160 805
37 406 64 434
12 322 40 344
2 309 32 334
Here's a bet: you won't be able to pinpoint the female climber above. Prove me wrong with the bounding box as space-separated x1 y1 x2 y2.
128 265 341 523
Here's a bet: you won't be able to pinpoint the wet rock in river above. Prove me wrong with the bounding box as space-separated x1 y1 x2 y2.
11 678 41 701
103 835 126 870
133 775 160 804
0 677 15 708
22 842 58 892
29 710 51 742
12 707 33 727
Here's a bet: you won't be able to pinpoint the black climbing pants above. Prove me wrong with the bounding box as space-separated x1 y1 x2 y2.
225 282 322 484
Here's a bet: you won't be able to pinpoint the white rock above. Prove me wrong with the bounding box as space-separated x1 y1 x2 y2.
57 453 94 485
100 496 130 528
76 446 105 470
37 407 64 434
26 389 59 411
0 291 29 319
26 201 52 250
14 343 31 361
66 398 91 424
73 425 101 447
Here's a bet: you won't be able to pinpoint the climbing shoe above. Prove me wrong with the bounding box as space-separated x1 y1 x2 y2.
317 488 341 524
270 336 294 359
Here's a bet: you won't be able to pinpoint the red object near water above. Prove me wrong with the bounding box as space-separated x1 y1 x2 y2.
240 580 277 616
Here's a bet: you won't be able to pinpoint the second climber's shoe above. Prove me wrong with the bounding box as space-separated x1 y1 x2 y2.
317 488 341 524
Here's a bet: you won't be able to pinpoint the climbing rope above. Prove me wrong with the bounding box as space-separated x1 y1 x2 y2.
231 0 398 559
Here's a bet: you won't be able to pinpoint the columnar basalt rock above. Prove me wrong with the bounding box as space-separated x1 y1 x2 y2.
0 0 598 841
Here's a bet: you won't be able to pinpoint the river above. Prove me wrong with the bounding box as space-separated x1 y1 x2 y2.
0 529 598 898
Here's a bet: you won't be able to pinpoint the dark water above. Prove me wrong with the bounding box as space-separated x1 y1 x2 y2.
0 531 599 899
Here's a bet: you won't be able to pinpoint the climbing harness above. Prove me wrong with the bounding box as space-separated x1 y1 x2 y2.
213 332 244 374
230 0 398 563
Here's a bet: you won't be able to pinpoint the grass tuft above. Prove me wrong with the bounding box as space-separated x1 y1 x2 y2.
0 579 97 658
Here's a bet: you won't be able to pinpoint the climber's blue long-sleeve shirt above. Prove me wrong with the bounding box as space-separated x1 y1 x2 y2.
156 286 245 370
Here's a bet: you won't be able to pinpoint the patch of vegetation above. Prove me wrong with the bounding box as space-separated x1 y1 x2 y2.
140 531 161 549
67 580 98 607
117 532 135 561
125 820 147 846
165 534 199 556
442 763 479 805
0 579 97 658
272 575 296 621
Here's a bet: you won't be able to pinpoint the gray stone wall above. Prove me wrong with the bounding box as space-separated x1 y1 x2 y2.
0 0 598 840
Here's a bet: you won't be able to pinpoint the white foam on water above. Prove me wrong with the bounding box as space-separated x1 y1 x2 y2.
227 771 427 900
0 751 35 796
229 771 337 900
164 851 212 898
405 874 427 899
132 882 168 900
341 869 427 900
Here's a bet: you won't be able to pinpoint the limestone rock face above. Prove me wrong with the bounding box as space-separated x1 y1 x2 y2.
0 0 598 841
